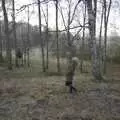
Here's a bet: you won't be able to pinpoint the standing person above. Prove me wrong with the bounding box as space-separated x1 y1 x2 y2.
65 56 78 93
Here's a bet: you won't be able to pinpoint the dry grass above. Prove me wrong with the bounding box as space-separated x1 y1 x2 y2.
0 51 120 120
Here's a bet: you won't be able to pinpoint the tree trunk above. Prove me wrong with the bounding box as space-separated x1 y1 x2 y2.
56 0 61 72
20 25 24 66
86 0 102 80
2 0 12 70
103 0 107 74
38 0 46 72
23 35 27 65
27 6 30 67
0 21 3 62
80 0 86 72
99 3 104 73
12 0 18 67
103 0 112 74
46 2 49 69
67 0 72 59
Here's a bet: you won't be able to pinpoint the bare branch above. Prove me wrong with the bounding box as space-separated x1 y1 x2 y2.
106 0 112 24
58 4 67 30
71 27 82 42
70 0 82 24
41 6 47 25
15 0 52 14
48 25 88 33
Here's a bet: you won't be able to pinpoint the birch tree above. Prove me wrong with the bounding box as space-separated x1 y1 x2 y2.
41 2 49 70
2 0 12 69
0 20 3 62
12 0 18 67
55 0 61 72
27 6 30 67
38 0 46 72
86 0 102 80
103 0 112 74
80 0 86 72
46 2 49 69
99 2 104 73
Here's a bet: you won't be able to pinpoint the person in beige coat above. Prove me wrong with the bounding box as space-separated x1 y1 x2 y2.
65 56 78 93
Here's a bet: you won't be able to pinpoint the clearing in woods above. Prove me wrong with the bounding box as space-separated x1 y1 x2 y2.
0 60 120 120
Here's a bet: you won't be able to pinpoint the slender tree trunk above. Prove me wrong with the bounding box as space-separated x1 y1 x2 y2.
67 1 72 59
38 0 46 72
56 0 61 72
0 21 3 62
20 24 27 66
12 0 18 67
86 0 102 80
23 33 27 65
103 0 107 74
46 2 49 69
80 0 86 72
99 3 104 73
94 0 97 38
27 6 30 67
103 0 112 74
20 25 24 66
2 0 12 70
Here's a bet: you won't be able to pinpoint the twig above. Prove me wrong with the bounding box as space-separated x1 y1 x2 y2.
58 4 67 31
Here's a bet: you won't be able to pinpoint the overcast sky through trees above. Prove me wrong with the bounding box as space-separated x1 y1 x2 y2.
1 0 120 36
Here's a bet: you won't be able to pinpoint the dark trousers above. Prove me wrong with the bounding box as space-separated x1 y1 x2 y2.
69 84 77 93
65 73 77 93
65 80 77 93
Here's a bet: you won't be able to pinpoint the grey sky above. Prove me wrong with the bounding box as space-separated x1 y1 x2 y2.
1 0 120 36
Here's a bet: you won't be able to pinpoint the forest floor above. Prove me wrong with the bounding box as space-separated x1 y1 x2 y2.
0 61 120 120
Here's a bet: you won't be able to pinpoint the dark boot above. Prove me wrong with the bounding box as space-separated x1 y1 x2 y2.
69 85 77 93
71 86 77 92
69 86 73 93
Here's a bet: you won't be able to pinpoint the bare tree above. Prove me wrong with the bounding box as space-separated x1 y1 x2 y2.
80 0 86 72
0 20 3 62
2 0 12 69
12 0 18 67
21 24 27 65
27 6 30 67
67 0 72 56
103 0 112 74
99 2 104 73
59 0 82 58
38 0 46 72
46 2 49 69
86 0 102 80
42 1 49 70
55 0 61 72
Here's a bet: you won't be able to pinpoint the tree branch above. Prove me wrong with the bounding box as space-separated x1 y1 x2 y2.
58 4 67 31
41 6 47 25
48 25 88 33
71 27 82 42
15 0 52 15
106 0 112 24
70 0 82 24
